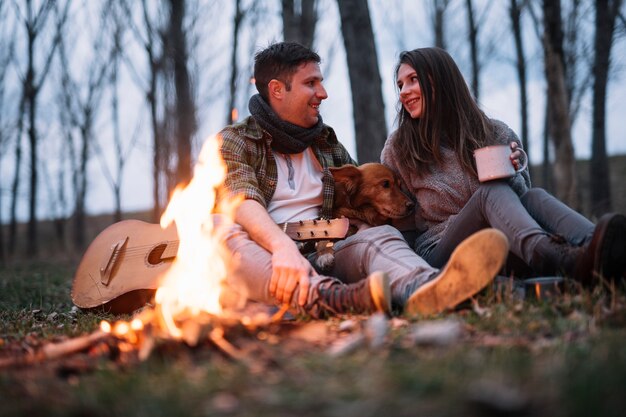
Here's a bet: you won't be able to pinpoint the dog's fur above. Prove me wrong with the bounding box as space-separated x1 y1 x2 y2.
313 163 415 272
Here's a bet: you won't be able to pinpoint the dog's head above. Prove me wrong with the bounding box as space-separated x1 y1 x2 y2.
330 163 414 224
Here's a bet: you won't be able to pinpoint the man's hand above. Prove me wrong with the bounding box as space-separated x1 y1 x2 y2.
269 243 315 306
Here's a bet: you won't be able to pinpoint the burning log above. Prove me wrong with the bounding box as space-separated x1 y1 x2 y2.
0 330 111 369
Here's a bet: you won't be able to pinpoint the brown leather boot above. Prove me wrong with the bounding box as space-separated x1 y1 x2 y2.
589 213 626 282
305 271 391 318
531 235 591 282
532 213 626 285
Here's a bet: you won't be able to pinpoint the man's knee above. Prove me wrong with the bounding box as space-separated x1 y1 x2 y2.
359 224 405 241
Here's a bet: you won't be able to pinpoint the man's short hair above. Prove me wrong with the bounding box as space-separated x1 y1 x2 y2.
254 42 321 101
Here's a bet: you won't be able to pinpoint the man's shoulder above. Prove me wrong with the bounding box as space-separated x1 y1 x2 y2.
220 116 264 142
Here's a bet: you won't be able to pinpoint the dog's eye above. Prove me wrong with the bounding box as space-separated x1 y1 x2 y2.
382 180 391 188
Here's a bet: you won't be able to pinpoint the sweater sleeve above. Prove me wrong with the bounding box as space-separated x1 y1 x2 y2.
490 119 531 195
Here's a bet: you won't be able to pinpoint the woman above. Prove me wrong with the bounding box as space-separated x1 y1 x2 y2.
381 47 626 284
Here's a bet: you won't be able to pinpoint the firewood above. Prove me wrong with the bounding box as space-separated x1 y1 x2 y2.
0 330 110 369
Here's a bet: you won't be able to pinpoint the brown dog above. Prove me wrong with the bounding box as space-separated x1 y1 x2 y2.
330 163 415 225
312 163 415 272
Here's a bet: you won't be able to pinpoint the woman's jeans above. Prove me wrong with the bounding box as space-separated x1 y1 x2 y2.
424 183 595 270
222 221 439 309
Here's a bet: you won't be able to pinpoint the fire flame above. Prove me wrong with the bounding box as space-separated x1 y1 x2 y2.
153 135 238 339
99 135 243 343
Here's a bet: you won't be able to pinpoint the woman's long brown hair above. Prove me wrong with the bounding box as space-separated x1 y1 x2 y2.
392 47 492 177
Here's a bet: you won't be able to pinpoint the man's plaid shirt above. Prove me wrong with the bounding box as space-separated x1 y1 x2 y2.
218 116 356 220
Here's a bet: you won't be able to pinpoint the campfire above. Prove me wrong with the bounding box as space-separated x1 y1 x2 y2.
0 135 284 370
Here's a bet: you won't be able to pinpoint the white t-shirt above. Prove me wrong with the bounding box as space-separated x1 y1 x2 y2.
267 148 323 224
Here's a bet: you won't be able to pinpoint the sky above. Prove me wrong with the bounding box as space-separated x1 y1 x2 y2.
1 0 625 222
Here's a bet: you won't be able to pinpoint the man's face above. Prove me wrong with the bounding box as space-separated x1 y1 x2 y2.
273 62 328 128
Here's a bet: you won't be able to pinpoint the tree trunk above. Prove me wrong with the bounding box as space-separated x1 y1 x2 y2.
168 0 195 187
227 0 243 125
509 0 530 163
465 0 479 100
432 0 449 49
27 77 39 256
9 101 25 256
336 0 387 163
282 0 317 47
542 0 577 208
590 0 621 217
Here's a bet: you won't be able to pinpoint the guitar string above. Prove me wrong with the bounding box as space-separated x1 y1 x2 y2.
104 221 341 260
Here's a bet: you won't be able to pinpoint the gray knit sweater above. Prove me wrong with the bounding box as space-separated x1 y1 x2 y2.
381 119 532 257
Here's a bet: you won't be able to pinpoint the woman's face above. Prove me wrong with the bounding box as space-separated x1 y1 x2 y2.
397 63 423 119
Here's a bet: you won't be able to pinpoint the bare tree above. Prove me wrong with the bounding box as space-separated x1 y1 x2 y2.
10 0 69 256
465 0 480 99
336 0 387 163
282 0 317 47
542 0 577 208
128 0 168 222
0 0 16 262
227 0 244 125
429 0 451 49
509 0 530 157
590 0 623 217
165 0 196 188
57 3 112 249
89 1 141 224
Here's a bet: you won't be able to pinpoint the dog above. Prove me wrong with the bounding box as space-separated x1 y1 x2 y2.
312 163 415 272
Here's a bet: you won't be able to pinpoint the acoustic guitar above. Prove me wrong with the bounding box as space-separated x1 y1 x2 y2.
71 218 349 312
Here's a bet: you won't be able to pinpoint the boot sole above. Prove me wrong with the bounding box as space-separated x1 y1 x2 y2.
405 228 509 316
368 271 392 317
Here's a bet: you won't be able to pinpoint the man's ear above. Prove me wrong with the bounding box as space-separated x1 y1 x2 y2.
268 79 284 100
330 165 361 196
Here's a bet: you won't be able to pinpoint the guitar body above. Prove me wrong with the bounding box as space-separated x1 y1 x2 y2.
71 217 348 313
71 220 178 310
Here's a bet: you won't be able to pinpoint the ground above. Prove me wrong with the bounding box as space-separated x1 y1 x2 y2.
1 259 625 417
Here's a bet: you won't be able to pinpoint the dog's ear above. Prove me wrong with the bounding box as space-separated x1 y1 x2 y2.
330 165 361 196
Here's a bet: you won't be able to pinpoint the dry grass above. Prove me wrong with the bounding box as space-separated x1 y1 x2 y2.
1 257 625 417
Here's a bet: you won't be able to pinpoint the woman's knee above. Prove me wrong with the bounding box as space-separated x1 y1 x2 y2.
520 187 549 207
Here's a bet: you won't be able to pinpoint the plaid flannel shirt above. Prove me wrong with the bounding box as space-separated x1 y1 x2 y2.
218 116 356 219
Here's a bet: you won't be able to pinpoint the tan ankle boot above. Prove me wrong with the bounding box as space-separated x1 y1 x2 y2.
305 271 391 318
404 228 509 316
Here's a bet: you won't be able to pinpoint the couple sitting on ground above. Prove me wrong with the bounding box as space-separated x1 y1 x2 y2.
215 41 626 318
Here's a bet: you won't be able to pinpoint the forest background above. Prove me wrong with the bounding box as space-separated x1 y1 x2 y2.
0 0 625 259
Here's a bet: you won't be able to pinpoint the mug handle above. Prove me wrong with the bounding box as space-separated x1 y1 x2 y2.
515 148 528 173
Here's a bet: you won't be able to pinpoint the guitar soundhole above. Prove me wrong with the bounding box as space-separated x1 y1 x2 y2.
147 244 169 265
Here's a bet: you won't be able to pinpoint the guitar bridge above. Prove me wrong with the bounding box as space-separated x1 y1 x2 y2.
100 237 129 286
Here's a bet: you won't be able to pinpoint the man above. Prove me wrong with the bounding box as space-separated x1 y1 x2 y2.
217 41 508 318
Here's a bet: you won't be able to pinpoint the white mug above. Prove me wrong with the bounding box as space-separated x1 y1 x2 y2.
473 145 528 182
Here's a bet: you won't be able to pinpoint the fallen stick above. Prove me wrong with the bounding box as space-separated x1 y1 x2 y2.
208 328 264 372
0 330 110 369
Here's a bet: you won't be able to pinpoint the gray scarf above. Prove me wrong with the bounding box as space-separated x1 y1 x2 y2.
248 94 324 154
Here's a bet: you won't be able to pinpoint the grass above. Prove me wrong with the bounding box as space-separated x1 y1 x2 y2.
1 257 625 417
